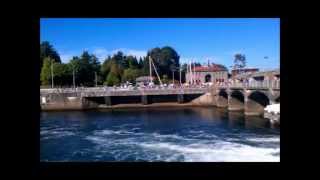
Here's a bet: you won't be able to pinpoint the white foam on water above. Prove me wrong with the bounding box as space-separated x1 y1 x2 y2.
247 137 280 143
85 135 110 145
96 130 115 135
189 130 205 134
93 129 138 136
40 129 75 139
151 133 183 139
139 140 280 162
113 124 141 129
84 128 280 162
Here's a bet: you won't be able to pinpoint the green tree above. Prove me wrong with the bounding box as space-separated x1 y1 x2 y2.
122 68 141 83
40 41 61 72
105 63 121 86
41 57 73 87
147 46 180 79
71 51 101 86
234 54 246 69
40 57 54 86
138 57 144 68
53 63 72 86
113 51 127 68
40 41 62 84
106 73 120 86
141 56 150 76
100 56 112 80
127 56 139 69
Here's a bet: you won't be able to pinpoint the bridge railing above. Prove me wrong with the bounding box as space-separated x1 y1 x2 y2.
40 86 210 94
218 80 280 89
40 80 279 94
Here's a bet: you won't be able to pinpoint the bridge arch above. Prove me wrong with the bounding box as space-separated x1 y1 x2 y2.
216 89 228 107
245 91 270 116
228 90 245 111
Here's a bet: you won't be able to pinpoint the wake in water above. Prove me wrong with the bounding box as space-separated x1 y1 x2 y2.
82 127 280 162
40 108 280 162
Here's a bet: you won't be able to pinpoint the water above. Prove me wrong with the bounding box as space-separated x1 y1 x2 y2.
40 107 280 162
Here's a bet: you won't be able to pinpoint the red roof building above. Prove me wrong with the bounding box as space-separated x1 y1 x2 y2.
186 64 228 84
193 64 227 72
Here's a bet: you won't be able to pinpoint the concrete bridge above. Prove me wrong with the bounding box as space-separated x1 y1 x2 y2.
40 80 279 116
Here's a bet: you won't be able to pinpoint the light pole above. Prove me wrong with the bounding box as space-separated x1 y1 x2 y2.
72 65 75 89
95 72 98 87
172 70 174 85
51 59 54 89
179 65 182 86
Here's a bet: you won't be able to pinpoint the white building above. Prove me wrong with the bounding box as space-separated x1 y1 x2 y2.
186 64 228 85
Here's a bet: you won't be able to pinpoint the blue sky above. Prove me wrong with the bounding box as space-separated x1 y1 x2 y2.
40 18 279 70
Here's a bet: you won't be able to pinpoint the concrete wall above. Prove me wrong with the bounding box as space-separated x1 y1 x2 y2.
215 90 228 108
189 93 216 106
40 93 83 110
40 88 278 117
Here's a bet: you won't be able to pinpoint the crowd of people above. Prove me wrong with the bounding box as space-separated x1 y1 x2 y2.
43 76 280 93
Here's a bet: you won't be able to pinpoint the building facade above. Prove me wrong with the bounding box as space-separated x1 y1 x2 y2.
231 68 259 77
234 69 279 80
186 64 228 84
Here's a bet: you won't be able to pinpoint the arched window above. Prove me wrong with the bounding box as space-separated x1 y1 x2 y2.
205 74 211 82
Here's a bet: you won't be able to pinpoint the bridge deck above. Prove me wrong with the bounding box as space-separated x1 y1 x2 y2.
40 84 279 97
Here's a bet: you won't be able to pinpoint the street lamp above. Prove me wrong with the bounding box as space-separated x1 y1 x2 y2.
172 69 175 84
179 64 182 86
95 72 98 87
72 65 75 89
51 59 54 89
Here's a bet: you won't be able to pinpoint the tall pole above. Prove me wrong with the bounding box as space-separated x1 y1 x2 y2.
190 60 193 84
149 56 152 83
191 60 194 84
192 61 194 84
179 65 182 86
193 60 195 81
73 66 75 89
95 72 97 87
172 70 174 84
51 59 54 88
186 62 189 84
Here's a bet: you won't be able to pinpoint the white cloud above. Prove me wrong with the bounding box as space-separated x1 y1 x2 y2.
126 49 147 59
60 54 74 63
92 48 109 60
